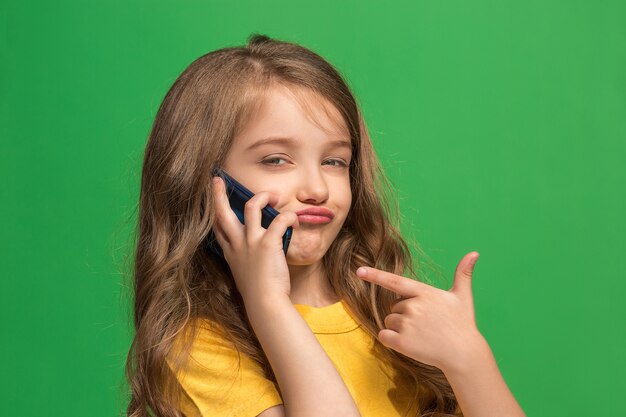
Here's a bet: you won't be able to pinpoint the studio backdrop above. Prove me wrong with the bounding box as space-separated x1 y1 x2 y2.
1 1 625 416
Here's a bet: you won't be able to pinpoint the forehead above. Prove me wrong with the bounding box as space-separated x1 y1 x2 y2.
234 84 351 149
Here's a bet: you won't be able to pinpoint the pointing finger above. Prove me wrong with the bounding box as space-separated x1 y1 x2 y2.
355 267 430 298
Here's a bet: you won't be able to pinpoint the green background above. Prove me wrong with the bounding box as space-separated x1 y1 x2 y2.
2 1 624 416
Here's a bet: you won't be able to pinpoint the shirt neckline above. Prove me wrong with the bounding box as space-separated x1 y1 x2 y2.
293 299 360 334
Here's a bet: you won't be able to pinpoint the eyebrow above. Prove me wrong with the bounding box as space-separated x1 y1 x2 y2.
245 136 352 152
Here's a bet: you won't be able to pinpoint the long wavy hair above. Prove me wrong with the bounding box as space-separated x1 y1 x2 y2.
124 33 461 417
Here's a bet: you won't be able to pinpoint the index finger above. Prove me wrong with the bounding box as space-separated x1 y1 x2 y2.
355 267 430 297
212 176 244 238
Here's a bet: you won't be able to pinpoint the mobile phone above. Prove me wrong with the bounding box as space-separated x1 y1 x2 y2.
205 167 292 257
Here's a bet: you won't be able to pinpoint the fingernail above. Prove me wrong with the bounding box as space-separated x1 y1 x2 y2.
471 252 480 265
356 267 367 277
212 177 219 185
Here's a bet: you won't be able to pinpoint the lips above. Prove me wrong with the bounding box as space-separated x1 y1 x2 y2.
295 207 334 224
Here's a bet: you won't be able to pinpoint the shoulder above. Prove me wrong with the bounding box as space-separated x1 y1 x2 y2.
167 318 283 417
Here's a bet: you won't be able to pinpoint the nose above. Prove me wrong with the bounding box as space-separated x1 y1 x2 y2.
295 165 329 204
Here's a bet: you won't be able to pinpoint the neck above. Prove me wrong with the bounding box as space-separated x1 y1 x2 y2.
288 261 340 307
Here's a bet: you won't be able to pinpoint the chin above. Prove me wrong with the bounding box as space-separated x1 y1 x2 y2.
285 233 330 264
286 252 324 266
285 245 328 266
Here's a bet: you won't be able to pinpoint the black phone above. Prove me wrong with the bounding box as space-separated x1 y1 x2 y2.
205 167 292 257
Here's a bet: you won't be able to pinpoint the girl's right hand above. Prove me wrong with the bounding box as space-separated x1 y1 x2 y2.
210 176 300 304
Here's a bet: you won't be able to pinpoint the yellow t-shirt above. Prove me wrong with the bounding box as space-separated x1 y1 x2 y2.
167 300 424 417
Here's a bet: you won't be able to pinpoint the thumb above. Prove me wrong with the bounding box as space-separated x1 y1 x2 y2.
450 251 480 299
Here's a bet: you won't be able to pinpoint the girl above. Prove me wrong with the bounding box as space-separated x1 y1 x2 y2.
125 34 525 417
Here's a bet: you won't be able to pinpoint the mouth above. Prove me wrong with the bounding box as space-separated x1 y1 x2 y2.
297 214 332 224
295 207 334 224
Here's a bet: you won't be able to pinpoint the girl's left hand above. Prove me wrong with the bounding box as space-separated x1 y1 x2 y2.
355 251 487 374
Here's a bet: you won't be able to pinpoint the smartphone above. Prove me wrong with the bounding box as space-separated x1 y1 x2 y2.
205 167 292 257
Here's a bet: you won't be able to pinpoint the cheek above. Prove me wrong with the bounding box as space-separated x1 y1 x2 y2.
339 183 352 210
238 177 282 204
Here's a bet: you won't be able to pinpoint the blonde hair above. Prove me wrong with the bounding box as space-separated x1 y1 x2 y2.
124 33 461 417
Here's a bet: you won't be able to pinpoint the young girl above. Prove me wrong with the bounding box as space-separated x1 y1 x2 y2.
125 34 525 417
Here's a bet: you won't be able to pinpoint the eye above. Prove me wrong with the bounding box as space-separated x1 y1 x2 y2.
261 157 288 166
323 159 349 168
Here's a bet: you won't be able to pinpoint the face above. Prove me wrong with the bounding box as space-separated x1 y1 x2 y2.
222 84 353 266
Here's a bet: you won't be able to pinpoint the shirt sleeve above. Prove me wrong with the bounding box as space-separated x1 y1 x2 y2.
167 320 283 417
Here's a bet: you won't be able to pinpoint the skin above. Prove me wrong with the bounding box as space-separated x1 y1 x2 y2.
355 252 484 373
216 83 352 307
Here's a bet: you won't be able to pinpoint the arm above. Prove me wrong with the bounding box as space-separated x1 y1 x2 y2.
245 296 361 417
442 336 526 417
